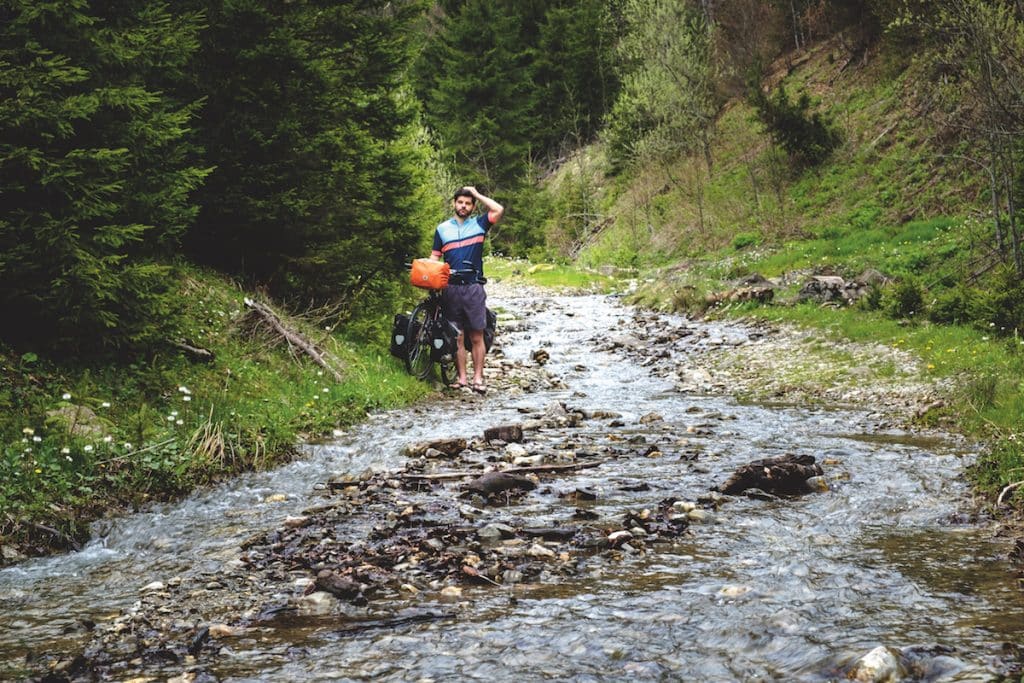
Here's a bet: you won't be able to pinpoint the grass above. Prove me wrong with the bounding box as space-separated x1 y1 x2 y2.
485 256 634 292
0 263 429 559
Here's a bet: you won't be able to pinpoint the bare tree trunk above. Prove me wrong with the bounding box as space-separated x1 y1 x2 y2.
1005 150 1024 276
989 135 1006 256
790 0 802 50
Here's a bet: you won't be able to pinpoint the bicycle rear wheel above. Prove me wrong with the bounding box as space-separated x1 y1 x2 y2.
405 303 434 379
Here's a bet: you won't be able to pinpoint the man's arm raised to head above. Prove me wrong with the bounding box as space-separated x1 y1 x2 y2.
465 186 504 224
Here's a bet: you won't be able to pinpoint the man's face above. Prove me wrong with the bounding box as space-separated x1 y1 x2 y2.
454 195 475 218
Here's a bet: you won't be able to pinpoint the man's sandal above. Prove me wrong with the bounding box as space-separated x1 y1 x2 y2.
471 382 487 395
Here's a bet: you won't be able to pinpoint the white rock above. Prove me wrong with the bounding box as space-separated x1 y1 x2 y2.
140 581 165 594
505 443 529 459
439 585 463 599
296 591 337 616
849 646 905 682
527 543 556 558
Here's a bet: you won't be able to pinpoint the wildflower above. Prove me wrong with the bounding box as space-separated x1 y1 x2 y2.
322 388 329 393
65 456 73 462
62 393 71 400
176 419 184 425
927 364 935 369
317 371 324 377
123 443 132 450
101 401 111 408
34 468 42 474
32 435 41 443
982 336 989 341
61 447 70 455
84 445 94 452
22 427 34 435
167 415 175 422
178 386 191 395
103 435 112 443
171 410 178 417
183 395 192 402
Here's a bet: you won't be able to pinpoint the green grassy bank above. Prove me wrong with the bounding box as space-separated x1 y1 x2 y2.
0 263 430 561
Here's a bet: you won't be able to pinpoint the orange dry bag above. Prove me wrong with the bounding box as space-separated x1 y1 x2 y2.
410 258 450 289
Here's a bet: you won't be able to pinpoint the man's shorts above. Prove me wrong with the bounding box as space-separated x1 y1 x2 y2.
442 283 487 331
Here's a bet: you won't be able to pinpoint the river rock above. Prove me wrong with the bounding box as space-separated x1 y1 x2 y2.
484 423 524 442
504 443 529 460
848 645 906 682
716 453 824 496
404 438 467 458
462 471 538 496
296 591 337 615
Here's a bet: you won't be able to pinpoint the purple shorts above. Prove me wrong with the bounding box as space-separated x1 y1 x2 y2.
442 283 487 331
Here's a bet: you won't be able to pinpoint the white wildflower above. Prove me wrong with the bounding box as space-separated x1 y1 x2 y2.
22 427 34 435
65 456 73 462
32 435 41 442
61 447 71 455
103 435 112 443
101 401 111 408
62 393 71 400
123 443 132 450
176 419 184 426
183 395 192 402
84 445 94 452
178 386 191 394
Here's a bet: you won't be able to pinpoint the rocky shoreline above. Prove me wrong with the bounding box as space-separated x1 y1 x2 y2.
24 286 995 682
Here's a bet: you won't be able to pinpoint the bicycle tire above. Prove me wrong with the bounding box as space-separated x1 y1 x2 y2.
405 302 434 379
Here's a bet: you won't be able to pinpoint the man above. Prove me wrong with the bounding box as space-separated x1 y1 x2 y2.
431 186 503 393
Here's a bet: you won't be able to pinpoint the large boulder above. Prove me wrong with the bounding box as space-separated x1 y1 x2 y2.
716 453 824 496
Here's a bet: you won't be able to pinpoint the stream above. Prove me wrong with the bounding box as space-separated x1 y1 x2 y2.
2 289 1022 681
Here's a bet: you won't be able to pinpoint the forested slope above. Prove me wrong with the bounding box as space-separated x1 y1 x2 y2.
3 0 1024 556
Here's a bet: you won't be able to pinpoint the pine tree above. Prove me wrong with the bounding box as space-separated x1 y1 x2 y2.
183 0 431 313
0 0 207 353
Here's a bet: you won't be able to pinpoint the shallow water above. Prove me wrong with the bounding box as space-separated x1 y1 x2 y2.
2 292 1021 681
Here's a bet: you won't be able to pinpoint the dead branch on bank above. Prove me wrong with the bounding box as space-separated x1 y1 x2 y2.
240 297 344 381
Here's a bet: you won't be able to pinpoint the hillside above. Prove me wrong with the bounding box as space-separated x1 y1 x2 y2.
541 33 1024 510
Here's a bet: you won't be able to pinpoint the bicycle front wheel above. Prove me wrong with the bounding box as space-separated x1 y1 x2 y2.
405 303 434 379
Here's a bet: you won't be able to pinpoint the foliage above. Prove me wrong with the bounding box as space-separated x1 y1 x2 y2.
414 0 620 254
915 0 1024 276
604 0 720 172
881 276 924 319
0 264 429 557
182 0 432 314
749 83 841 166
0 0 208 353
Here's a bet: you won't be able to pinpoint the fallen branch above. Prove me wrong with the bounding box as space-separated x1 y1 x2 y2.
400 459 608 481
243 297 343 381
174 340 215 363
997 480 1024 506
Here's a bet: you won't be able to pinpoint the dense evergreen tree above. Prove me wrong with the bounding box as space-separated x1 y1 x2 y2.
0 0 207 353
183 0 432 308
415 1 620 251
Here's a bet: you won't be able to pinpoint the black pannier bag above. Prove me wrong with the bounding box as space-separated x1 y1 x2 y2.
430 318 460 361
463 307 498 352
389 313 412 359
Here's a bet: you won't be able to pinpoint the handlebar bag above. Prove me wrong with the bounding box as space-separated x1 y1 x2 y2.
410 258 450 290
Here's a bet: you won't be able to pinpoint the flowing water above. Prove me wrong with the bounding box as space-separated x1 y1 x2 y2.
2 292 1022 681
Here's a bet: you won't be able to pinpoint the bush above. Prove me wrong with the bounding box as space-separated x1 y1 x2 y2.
929 286 974 325
732 232 761 250
882 277 924 319
749 84 842 166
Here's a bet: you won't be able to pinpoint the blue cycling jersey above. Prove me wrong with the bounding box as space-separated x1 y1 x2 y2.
431 213 492 282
